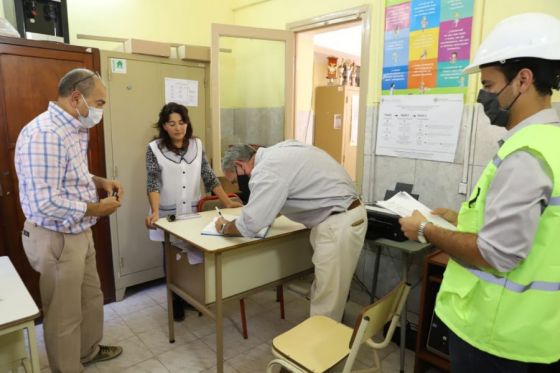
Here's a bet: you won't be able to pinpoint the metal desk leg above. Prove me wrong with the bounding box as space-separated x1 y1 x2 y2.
215 253 224 373
370 244 383 304
400 251 409 373
164 232 175 343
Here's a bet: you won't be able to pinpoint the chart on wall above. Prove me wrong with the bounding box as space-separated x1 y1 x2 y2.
381 0 474 95
375 94 464 162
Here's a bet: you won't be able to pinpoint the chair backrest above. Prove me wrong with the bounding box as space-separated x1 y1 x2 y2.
339 282 410 373
197 194 242 212
350 281 411 349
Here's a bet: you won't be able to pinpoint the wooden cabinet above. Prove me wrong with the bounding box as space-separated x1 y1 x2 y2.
415 250 450 373
99 50 209 300
314 85 359 181
0 36 115 306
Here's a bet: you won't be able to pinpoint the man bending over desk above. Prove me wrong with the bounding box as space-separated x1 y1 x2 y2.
215 140 367 321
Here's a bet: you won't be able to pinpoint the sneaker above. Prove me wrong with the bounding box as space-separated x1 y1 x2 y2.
83 345 123 366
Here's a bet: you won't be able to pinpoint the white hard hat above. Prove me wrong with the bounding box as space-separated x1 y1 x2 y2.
464 13 560 74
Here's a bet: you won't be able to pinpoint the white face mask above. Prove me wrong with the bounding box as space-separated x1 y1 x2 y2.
76 94 103 129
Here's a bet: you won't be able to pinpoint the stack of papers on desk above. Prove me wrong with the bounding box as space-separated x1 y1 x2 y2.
202 214 270 238
376 191 457 231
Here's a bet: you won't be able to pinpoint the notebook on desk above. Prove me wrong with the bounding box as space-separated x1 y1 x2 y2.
201 215 270 238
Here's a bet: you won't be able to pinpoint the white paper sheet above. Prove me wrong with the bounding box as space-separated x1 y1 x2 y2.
375 94 464 162
164 77 198 107
201 214 269 238
350 94 359 146
171 238 203 265
377 191 457 231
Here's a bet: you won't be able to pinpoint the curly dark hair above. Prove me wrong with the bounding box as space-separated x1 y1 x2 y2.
154 102 193 152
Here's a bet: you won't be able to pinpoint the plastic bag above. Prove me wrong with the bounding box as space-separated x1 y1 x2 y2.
0 18 20 38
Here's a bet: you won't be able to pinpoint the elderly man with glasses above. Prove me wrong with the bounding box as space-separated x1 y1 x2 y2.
14 68 124 372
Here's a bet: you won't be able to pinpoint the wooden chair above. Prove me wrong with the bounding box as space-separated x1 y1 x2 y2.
197 194 286 339
267 282 411 373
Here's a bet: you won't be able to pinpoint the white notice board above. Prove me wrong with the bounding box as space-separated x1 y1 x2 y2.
164 78 198 107
375 94 463 162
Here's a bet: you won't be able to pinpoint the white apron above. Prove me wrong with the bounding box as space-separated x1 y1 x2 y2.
148 138 202 244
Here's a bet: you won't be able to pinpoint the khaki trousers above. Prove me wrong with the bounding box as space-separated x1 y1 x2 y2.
22 221 103 373
309 205 367 321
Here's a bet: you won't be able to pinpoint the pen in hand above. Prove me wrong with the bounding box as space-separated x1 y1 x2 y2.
215 206 224 219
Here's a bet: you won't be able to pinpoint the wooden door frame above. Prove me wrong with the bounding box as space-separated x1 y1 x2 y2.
287 4 373 193
210 23 295 175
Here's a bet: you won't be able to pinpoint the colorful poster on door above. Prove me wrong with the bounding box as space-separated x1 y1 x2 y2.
381 0 474 95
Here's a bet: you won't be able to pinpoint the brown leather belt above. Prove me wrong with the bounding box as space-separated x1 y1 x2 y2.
347 199 361 210
331 199 361 216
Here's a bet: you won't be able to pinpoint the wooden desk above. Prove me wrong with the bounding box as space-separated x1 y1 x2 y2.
155 209 313 373
368 238 432 373
0 256 40 372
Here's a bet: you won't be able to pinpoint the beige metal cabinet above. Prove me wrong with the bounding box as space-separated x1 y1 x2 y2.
314 85 359 181
100 51 209 300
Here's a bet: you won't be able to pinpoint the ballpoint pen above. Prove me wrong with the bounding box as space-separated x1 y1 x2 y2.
215 206 224 219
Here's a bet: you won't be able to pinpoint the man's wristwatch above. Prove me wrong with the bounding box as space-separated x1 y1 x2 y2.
417 221 432 243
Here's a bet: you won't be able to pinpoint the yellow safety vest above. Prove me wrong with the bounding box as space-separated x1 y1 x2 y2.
435 124 560 363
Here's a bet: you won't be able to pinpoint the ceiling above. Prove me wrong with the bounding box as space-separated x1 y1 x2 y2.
313 25 362 58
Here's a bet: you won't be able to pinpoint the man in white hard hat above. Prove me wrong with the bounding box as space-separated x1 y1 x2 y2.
399 13 560 372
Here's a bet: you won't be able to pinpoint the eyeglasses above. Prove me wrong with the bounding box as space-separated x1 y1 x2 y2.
165 120 187 127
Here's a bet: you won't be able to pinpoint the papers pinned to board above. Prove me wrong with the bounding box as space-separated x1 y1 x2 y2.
376 191 457 231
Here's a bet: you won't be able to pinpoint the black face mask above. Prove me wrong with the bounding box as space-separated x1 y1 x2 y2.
477 81 521 128
235 171 251 204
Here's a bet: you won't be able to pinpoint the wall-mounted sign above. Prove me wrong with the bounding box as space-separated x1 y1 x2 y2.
382 0 474 95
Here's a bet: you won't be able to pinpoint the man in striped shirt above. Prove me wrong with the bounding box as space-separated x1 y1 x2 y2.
15 68 124 372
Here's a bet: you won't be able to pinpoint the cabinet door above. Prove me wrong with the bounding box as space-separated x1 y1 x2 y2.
314 86 344 162
0 42 114 305
106 58 206 277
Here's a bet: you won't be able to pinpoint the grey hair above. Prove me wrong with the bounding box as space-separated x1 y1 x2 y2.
222 144 257 171
58 68 101 98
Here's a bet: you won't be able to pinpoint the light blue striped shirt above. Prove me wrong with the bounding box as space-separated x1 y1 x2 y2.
14 102 98 233
235 140 358 237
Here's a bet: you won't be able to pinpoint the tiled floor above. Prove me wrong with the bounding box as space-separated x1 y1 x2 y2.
33 280 415 373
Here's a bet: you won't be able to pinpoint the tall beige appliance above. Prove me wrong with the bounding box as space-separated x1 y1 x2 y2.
100 51 209 300
314 85 359 181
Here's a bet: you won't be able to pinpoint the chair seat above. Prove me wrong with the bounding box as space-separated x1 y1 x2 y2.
272 315 353 372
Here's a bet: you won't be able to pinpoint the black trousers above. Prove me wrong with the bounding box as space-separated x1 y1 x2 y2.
448 328 560 373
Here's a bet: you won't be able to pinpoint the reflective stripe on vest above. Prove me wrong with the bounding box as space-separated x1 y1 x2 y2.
550 196 560 205
492 154 560 206
466 266 560 292
492 154 502 167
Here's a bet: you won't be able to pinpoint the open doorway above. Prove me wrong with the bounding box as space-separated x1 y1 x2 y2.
289 6 371 185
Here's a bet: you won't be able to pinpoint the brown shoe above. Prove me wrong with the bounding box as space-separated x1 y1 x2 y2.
83 345 123 366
